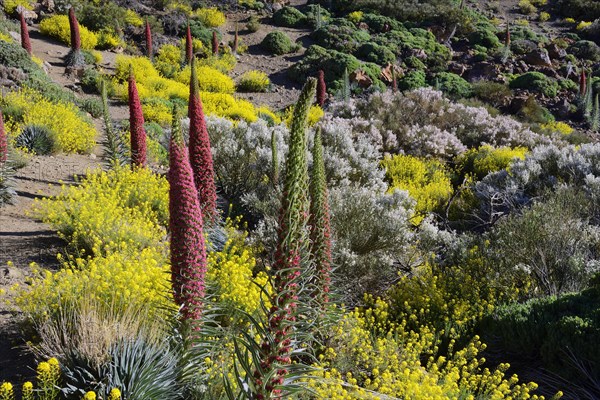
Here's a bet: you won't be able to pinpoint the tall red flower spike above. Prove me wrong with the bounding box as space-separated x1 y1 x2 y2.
212 30 219 56
188 57 217 223
68 7 81 51
580 68 587 96
185 23 193 64
128 68 147 167
316 70 326 107
168 108 207 324
505 23 511 48
0 111 7 164
20 12 32 55
145 18 153 60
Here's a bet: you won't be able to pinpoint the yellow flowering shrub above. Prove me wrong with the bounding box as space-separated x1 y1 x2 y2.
124 9 143 27
0 359 61 400
237 70 271 92
3 0 32 14
113 55 257 121
455 145 527 180
96 29 123 50
576 21 592 30
0 32 13 42
256 105 282 125
311 298 554 399
197 53 237 73
194 7 226 27
15 246 173 323
207 235 270 314
2 88 96 153
347 11 364 23
166 1 192 15
564 17 576 24
39 15 98 50
284 104 324 128
540 121 574 135
175 65 236 93
142 98 173 126
382 154 453 223
33 167 168 256
155 43 183 77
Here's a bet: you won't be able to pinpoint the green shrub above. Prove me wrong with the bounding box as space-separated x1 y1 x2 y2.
80 68 101 93
469 23 501 48
432 72 472 99
509 72 559 97
355 42 396 65
404 55 426 70
554 0 600 20
518 96 555 123
473 81 513 108
304 4 331 28
569 40 600 62
246 15 260 32
510 39 538 55
0 39 40 74
360 12 403 32
15 125 55 155
510 25 548 43
272 6 306 27
288 45 360 86
189 21 222 49
260 31 299 55
397 70 426 91
311 19 370 53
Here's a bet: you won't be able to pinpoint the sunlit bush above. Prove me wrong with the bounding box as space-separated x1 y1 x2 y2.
39 15 98 50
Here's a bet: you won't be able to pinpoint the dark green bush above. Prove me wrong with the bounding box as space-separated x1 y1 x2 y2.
432 72 472 99
510 25 548 43
558 78 578 92
554 0 600 20
189 21 222 49
518 96 555 123
304 4 331 28
273 6 306 27
79 98 103 119
509 72 559 97
288 44 360 86
311 19 370 53
261 31 300 55
79 1 127 32
246 15 261 33
355 42 396 65
404 55 426 70
361 13 403 33
473 81 513 108
469 22 501 48
482 285 600 384
510 39 538 55
81 68 101 93
0 40 40 74
397 70 426 91
569 40 600 62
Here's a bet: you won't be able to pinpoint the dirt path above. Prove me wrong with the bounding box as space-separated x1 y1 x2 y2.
0 26 125 385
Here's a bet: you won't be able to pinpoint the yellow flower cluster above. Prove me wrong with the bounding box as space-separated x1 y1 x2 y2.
2 88 96 154
194 7 226 27
33 167 168 256
237 70 271 92
382 154 453 224
124 9 144 27
39 15 98 50
112 55 260 122
3 0 32 14
540 121 574 135
207 238 270 314
347 11 364 23
310 298 554 399
456 145 527 179
97 29 124 50
576 21 592 30
175 65 235 94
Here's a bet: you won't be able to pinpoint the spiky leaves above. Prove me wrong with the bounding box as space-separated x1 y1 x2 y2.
145 18 153 60
0 111 7 164
309 128 332 304
20 12 32 55
212 31 219 56
185 23 193 64
316 70 326 107
251 78 317 400
188 57 217 223
101 80 127 168
168 106 207 324
128 68 147 168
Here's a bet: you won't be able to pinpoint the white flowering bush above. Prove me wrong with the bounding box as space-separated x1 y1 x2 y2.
328 88 561 159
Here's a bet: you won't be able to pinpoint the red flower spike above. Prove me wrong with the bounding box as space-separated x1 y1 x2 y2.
0 111 7 164
212 30 219 56
128 68 147 167
20 12 32 55
185 23 193 64
145 18 153 60
188 57 218 223
168 107 207 324
580 68 587 96
316 70 326 107
68 7 81 51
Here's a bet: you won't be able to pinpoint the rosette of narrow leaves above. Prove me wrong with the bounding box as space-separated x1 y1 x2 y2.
169 106 207 324
188 57 218 223
0 111 15 206
248 78 317 400
128 68 147 167
145 19 153 60
316 70 326 107
185 23 193 64
309 128 332 304
20 12 32 55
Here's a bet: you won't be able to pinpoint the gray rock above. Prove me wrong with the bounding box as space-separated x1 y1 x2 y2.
546 43 567 59
524 48 552 67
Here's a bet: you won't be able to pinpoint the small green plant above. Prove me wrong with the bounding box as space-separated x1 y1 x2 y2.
272 6 306 27
509 72 559 97
246 15 260 33
261 31 300 55
15 125 55 155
